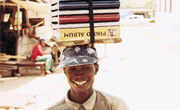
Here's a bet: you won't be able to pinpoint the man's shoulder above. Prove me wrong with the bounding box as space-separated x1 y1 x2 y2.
36 43 42 48
47 98 69 110
33 44 39 49
95 90 129 110
95 90 121 101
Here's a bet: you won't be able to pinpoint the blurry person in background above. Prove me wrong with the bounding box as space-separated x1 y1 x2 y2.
32 39 53 74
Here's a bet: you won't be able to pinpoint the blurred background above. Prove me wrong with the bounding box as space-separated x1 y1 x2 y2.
0 0 180 110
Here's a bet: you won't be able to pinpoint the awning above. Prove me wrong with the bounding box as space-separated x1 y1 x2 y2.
10 0 50 14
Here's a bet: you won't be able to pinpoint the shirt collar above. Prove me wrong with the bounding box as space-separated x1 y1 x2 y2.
82 90 96 110
65 90 96 110
39 43 43 47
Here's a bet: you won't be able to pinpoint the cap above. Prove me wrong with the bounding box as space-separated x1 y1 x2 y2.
56 45 99 69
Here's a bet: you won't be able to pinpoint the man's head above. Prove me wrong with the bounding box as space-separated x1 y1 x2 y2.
39 39 45 46
64 63 99 94
58 45 99 94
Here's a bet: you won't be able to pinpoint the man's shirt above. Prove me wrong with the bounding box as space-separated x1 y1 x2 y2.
48 90 129 110
32 43 45 61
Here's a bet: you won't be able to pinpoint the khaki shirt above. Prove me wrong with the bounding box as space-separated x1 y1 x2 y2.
48 90 128 110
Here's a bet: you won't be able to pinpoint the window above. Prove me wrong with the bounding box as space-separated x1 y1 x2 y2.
3 14 10 22
14 11 23 30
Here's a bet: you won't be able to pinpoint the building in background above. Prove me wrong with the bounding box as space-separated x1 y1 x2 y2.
120 0 156 19
0 0 56 60
120 8 154 19
156 0 180 34
119 0 155 26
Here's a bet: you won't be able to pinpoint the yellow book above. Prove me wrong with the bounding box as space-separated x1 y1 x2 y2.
59 26 120 41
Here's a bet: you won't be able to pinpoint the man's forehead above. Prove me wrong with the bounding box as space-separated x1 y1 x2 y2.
65 64 93 68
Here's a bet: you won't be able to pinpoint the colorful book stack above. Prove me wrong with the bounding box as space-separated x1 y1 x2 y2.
51 0 121 46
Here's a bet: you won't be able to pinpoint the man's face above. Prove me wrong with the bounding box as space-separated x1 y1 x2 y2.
64 63 99 94
40 41 45 46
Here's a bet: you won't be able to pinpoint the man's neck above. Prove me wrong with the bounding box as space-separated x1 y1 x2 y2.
69 89 94 104
39 43 43 47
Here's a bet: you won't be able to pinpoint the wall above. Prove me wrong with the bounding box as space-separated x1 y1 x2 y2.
156 0 180 34
17 10 53 59
120 9 155 18
28 10 53 40
17 29 38 60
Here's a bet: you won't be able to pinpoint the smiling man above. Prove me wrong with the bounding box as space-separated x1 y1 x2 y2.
48 45 128 110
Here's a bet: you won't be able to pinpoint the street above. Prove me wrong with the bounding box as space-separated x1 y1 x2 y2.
95 25 180 110
1 24 180 110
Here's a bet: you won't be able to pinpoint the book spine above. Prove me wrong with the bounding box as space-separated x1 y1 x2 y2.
59 14 120 24
59 1 120 10
58 26 120 41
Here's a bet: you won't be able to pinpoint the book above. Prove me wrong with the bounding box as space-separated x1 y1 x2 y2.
51 21 120 29
58 26 120 41
55 0 119 1
59 1 120 10
55 37 122 46
59 14 120 24
51 9 119 16
50 0 122 45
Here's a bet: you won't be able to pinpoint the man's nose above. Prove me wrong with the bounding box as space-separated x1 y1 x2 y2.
75 70 84 76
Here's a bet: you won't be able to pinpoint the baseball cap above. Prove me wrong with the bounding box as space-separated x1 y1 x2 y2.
56 45 99 69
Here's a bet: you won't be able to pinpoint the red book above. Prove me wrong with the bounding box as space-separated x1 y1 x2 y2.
59 14 120 24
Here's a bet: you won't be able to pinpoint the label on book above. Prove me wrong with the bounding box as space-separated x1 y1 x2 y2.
59 26 120 41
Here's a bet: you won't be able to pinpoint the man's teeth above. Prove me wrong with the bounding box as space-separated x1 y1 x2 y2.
74 81 87 85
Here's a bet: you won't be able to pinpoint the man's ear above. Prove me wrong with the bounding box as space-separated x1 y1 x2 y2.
94 63 99 75
63 68 66 74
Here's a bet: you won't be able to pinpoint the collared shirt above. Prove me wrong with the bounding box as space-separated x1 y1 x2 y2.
65 90 96 110
48 90 129 110
32 43 45 61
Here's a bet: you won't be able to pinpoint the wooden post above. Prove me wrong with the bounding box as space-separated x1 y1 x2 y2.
105 44 107 57
15 4 20 57
53 45 59 64
55 47 59 64
25 0 30 28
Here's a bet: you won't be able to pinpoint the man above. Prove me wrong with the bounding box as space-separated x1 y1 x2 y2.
48 45 128 110
32 39 53 73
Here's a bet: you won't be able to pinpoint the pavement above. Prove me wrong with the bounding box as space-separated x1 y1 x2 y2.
0 24 180 110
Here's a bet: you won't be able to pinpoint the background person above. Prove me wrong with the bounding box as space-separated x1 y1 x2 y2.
32 39 53 73
48 45 128 110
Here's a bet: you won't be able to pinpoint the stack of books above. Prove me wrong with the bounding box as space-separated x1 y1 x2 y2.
51 0 121 46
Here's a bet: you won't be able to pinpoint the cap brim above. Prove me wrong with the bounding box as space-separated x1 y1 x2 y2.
56 56 98 69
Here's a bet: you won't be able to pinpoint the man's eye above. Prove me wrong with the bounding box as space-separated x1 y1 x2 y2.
83 67 91 70
68 68 76 72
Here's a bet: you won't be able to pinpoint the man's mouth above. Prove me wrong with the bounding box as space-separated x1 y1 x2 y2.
72 80 88 86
